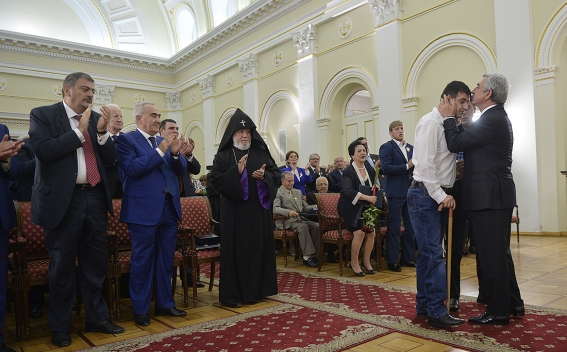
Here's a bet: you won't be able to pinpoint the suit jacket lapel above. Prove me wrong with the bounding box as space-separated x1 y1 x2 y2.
391 140 407 162
58 102 72 134
133 129 154 153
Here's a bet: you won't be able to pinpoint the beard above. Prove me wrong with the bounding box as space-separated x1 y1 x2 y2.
233 138 251 150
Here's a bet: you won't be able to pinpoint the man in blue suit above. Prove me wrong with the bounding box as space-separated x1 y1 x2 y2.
115 102 188 327
379 121 416 272
0 125 22 352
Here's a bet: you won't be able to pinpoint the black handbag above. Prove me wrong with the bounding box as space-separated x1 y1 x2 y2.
195 233 220 250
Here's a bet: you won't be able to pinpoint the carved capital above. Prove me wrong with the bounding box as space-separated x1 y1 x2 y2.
199 75 215 99
317 118 331 128
165 91 182 111
535 65 558 86
94 84 115 105
237 53 258 81
403 96 419 112
369 0 401 27
293 24 317 58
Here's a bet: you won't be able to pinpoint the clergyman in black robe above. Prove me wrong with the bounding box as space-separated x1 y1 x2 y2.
210 108 279 307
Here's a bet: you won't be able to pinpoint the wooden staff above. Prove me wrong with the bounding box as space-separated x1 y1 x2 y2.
446 207 453 312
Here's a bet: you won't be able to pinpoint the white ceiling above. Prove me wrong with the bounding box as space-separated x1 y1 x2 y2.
0 0 254 58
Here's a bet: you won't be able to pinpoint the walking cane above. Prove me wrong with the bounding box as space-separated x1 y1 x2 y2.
446 207 453 312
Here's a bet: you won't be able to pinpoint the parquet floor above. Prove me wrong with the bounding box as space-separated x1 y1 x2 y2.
3 235 566 351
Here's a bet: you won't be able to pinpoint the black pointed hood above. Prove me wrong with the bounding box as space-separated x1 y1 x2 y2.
217 108 267 152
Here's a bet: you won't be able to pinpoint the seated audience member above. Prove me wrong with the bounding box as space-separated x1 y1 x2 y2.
281 151 312 198
274 171 320 268
305 153 328 194
306 176 330 206
328 156 345 193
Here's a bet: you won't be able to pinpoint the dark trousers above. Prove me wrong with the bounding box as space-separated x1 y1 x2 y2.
469 208 522 316
44 186 109 331
448 181 467 299
0 229 8 343
385 196 415 264
127 197 178 314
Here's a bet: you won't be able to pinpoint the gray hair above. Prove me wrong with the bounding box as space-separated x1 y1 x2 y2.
62 72 94 96
316 176 328 185
133 102 156 124
483 73 509 105
281 171 293 180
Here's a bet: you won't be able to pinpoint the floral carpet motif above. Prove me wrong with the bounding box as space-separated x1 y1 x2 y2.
276 267 567 352
80 304 388 351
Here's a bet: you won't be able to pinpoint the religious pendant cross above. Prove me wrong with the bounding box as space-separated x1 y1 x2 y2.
240 120 246 126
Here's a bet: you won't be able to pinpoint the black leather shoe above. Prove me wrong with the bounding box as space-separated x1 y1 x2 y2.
303 257 318 268
51 331 71 347
427 314 465 328
362 264 376 275
0 343 16 352
400 261 416 267
134 313 150 326
85 320 125 334
29 307 42 319
194 281 206 288
512 305 525 317
155 307 187 317
222 301 243 308
387 263 402 272
349 264 365 277
449 298 460 312
468 312 510 325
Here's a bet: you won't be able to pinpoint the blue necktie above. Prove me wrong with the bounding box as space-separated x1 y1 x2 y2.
149 136 157 149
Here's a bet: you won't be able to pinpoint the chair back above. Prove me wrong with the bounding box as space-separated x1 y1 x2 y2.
315 193 342 231
107 199 131 249
17 201 48 259
180 196 214 235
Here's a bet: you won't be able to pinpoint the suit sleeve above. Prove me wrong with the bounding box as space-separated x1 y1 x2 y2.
15 142 35 178
166 150 187 176
115 134 164 179
186 156 201 175
273 191 289 217
379 143 407 175
444 117 491 153
29 107 83 164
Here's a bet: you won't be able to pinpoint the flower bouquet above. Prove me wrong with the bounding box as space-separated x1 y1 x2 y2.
360 205 382 233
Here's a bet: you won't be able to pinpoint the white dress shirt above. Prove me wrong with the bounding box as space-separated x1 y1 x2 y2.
412 107 456 204
63 101 109 184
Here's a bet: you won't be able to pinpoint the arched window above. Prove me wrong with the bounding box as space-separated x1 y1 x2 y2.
209 0 238 27
176 6 197 49
345 90 371 116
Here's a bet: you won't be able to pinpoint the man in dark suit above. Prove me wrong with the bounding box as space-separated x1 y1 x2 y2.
305 153 327 194
105 104 124 198
0 125 22 352
328 156 345 193
379 120 415 272
159 119 201 196
29 72 124 347
443 73 523 325
115 103 188 327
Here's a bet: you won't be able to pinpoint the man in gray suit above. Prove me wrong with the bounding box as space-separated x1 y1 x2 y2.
273 171 319 267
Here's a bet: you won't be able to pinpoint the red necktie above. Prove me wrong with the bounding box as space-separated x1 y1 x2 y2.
74 115 101 186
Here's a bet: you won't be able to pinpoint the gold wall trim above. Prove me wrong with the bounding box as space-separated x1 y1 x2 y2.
401 1 456 23
535 2 567 67
89 0 114 48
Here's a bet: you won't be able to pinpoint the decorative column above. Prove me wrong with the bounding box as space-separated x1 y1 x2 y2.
402 97 419 144
293 24 318 164
237 53 259 124
370 0 403 144
534 65 564 233
199 75 216 165
316 117 331 165
165 91 182 126
494 0 540 233
93 84 115 106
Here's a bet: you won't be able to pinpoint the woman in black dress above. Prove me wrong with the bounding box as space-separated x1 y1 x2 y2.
337 139 378 276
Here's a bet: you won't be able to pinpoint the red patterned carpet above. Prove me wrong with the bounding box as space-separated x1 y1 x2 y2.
80 268 567 351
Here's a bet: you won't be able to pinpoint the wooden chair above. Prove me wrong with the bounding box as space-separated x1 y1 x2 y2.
511 205 520 243
7 230 26 341
178 196 221 308
273 214 299 267
315 193 353 276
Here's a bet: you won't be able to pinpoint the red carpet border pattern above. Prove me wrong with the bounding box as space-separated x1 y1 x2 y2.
79 304 388 352
276 267 567 352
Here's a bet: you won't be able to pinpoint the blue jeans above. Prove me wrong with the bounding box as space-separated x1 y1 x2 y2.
407 185 448 318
